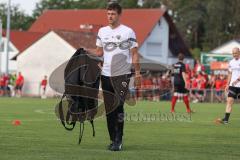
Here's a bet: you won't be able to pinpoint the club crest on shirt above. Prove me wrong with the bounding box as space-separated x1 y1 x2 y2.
116 35 121 40
122 81 127 87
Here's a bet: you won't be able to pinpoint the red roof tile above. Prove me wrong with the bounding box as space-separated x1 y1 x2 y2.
3 30 44 52
29 9 165 45
54 30 97 49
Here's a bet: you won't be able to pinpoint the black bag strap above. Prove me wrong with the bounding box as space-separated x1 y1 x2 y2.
59 94 76 131
59 94 96 145
78 122 85 144
90 120 95 137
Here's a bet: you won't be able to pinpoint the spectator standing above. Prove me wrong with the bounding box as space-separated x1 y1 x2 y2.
40 75 48 99
15 72 24 97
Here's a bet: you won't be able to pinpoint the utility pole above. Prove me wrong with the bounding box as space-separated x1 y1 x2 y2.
0 18 2 74
5 0 11 74
0 19 2 46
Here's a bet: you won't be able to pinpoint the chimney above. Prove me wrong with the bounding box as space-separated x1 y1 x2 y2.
80 24 93 32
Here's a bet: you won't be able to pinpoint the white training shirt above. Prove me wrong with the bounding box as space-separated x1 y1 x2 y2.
96 24 138 77
229 58 240 87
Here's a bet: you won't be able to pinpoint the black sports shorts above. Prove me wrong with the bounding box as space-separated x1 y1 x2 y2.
15 85 23 90
174 85 189 94
228 86 240 99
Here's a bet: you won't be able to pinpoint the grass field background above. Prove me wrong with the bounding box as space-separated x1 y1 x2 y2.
0 97 240 160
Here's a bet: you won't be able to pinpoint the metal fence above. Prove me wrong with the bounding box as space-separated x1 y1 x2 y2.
128 88 227 103
0 80 230 103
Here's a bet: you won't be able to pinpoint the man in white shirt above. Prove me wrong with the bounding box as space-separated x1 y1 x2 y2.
87 3 141 151
216 47 240 124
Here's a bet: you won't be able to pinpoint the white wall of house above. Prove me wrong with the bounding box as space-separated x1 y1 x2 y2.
211 40 240 54
17 31 76 96
0 38 18 73
139 17 169 65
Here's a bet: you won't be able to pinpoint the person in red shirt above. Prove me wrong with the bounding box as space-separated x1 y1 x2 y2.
0 74 4 96
3 74 9 96
0 74 9 96
191 75 200 103
143 75 153 100
215 75 223 102
208 73 216 88
194 59 205 74
15 72 24 97
221 75 228 90
185 74 191 90
185 62 192 78
40 75 48 99
197 74 207 102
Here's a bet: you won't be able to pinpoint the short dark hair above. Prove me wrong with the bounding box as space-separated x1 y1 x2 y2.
107 2 122 14
178 53 184 61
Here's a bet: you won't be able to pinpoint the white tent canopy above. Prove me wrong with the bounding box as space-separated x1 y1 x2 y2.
211 40 240 54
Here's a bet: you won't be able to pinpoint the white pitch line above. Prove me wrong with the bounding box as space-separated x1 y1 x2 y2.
34 109 55 115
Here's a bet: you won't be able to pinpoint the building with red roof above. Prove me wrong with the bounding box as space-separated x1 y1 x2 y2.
28 9 191 61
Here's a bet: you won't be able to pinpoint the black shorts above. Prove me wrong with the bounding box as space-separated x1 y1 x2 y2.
174 85 189 94
198 90 204 95
1 86 8 91
42 86 46 91
228 86 240 99
15 85 23 90
191 89 198 95
216 90 223 96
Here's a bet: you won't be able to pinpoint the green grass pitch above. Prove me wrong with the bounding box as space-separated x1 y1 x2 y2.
0 97 240 160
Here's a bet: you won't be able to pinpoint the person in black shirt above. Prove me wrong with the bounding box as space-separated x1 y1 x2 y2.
171 53 191 113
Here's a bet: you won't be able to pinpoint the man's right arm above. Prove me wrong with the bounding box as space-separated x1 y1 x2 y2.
225 71 232 92
226 61 232 91
87 29 104 57
86 47 104 57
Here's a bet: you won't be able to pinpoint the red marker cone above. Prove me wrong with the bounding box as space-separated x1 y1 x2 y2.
12 120 21 126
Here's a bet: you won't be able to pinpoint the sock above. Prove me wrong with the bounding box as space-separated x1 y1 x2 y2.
171 96 178 112
223 113 231 122
183 96 191 112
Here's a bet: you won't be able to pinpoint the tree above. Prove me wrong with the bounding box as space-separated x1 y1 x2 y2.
0 3 35 30
142 0 161 8
229 0 240 37
170 0 207 49
33 0 142 18
170 0 240 51
204 0 230 49
119 0 139 8
2 0 240 51
33 0 108 18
